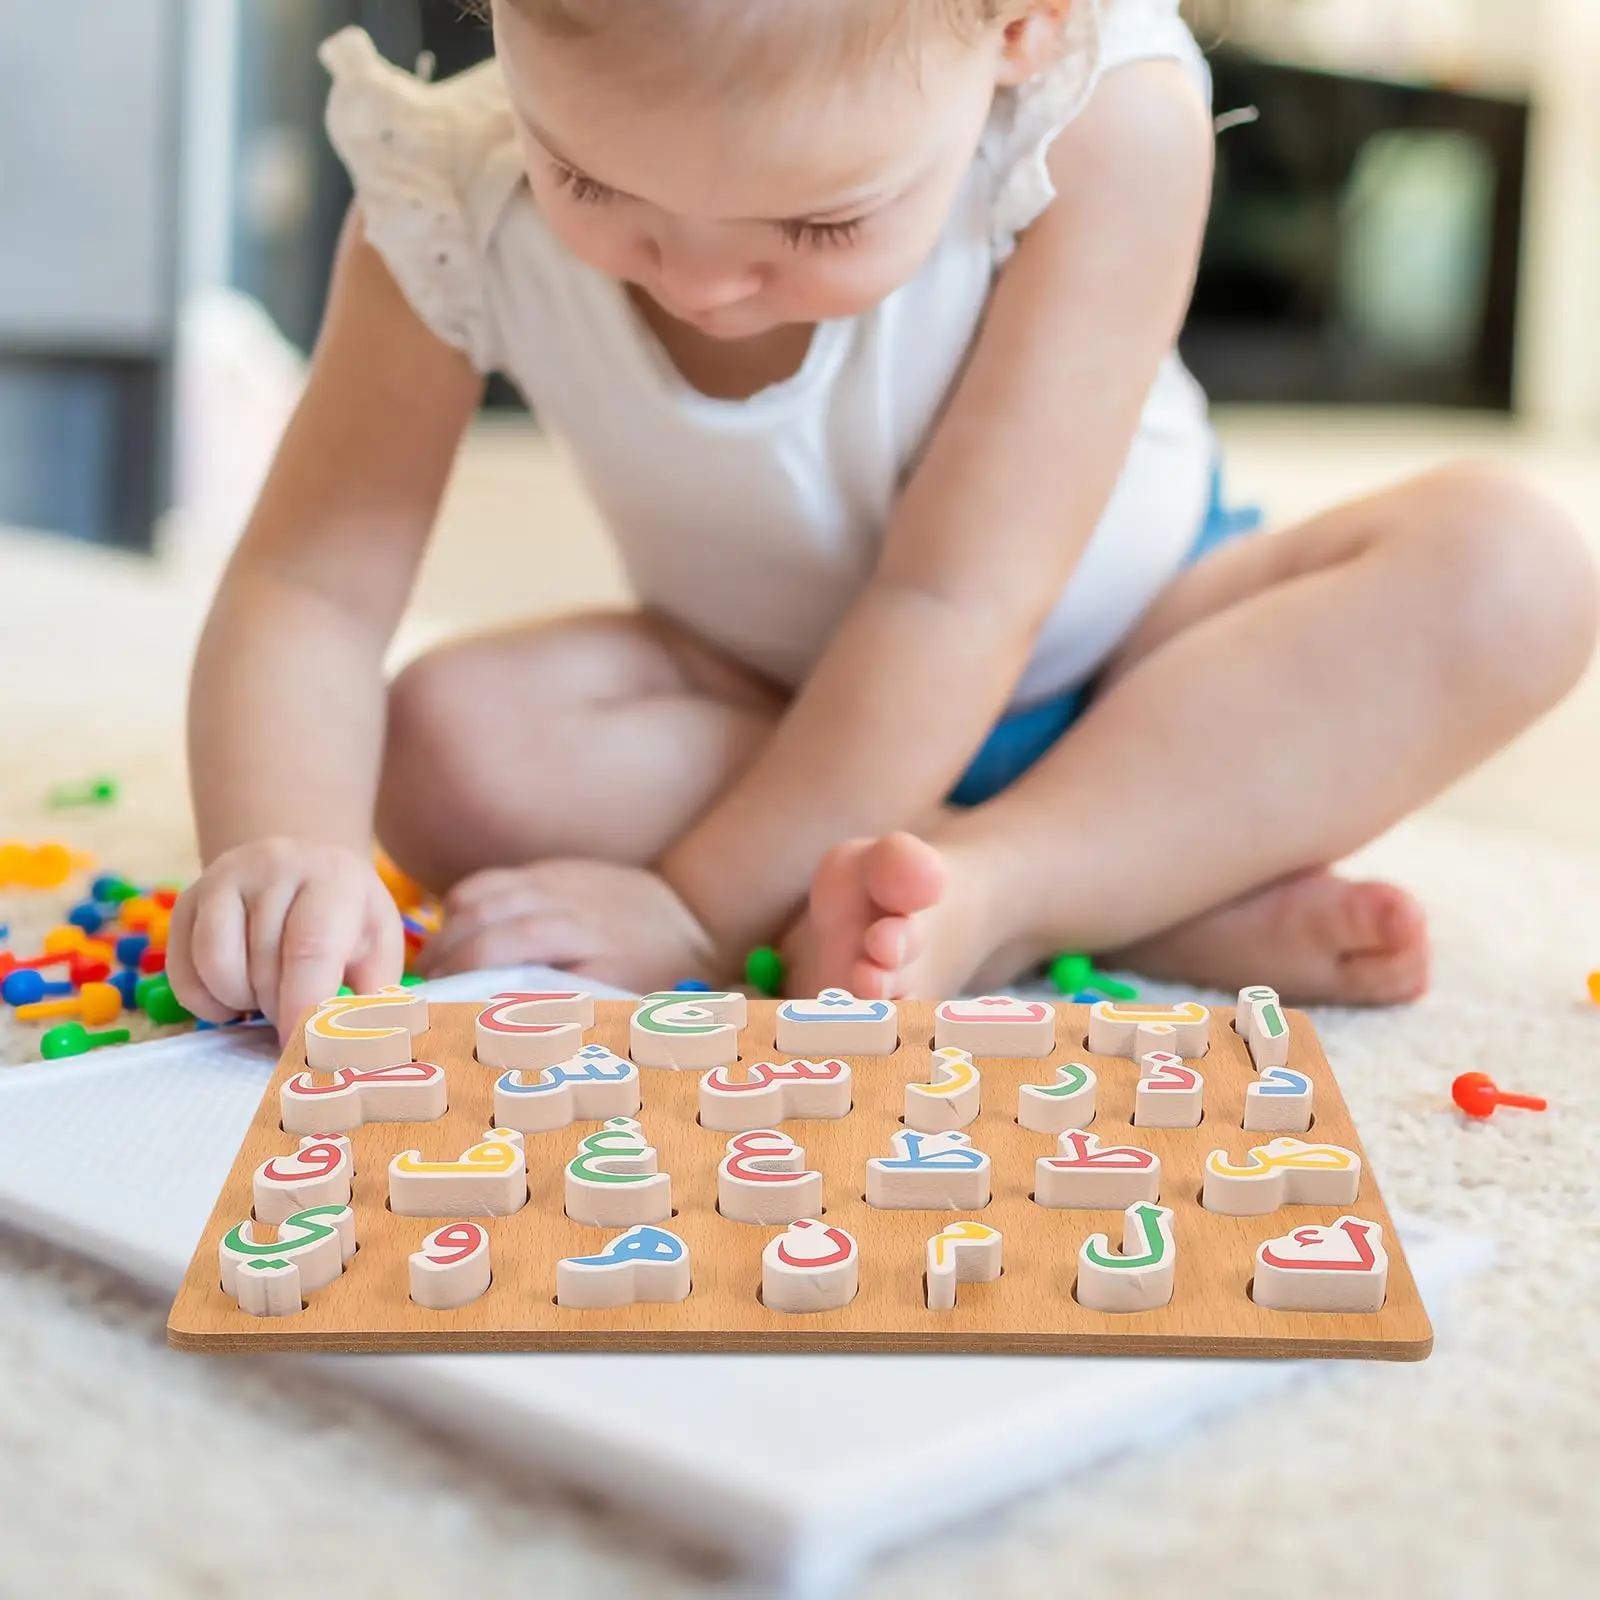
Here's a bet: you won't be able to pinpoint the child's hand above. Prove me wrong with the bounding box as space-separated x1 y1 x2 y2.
418 860 717 994
166 840 404 1042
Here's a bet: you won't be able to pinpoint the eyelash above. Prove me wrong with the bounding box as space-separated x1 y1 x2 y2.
549 160 864 249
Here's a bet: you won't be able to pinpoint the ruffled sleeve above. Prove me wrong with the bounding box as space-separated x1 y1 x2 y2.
986 0 1212 263
319 27 524 374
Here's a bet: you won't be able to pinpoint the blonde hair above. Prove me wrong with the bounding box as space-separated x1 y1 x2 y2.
464 1 1036 98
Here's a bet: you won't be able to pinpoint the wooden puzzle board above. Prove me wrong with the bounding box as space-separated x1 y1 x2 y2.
167 1001 1433 1359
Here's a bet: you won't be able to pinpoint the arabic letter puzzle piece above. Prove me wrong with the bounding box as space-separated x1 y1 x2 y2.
717 1130 825 1225
1133 1051 1205 1129
474 990 594 1072
1253 1216 1388 1312
234 1258 304 1317
557 1225 691 1309
1034 1130 1162 1210
350 1062 449 1122
409 1221 493 1310
492 1043 641 1133
304 988 430 1071
1202 1137 1362 1217
865 1129 991 1211
1236 985 1290 1071
218 1205 356 1314
563 1117 673 1226
761 1219 859 1313
629 991 746 1070
698 1057 852 1132
903 1046 981 1133
1133 1020 1179 1062
1086 1001 1210 1060
388 1128 529 1218
279 1062 447 1135
925 1221 1003 1311
1243 1068 1315 1133
252 1134 355 1224
774 989 897 1056
279 1070 364 1136
932 997 1055 1058
1016 1061 1097 1134
1076 1203 1177 1313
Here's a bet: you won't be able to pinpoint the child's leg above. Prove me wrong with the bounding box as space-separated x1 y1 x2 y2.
376 610 784 889
792 462 1598 1002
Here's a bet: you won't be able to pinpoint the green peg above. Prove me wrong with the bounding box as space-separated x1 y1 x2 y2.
744 945 785 998
337 984 354 996
1049 952 1093 994
136 971 194 1025
399 973 424 988
99 880 140 904
40 1022 131 1060
1091 973 1140 1002
47 775 120 809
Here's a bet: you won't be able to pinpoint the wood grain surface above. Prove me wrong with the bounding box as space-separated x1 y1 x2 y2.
167 1001 1433 1359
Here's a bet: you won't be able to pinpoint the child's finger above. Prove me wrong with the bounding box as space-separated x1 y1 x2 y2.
189 884 256 1016
244 877 304 1029
422 913 588 980
345 892 406 996
440 868 529 916
418 889 549 973
164 890 240 1024
275 876 368 1043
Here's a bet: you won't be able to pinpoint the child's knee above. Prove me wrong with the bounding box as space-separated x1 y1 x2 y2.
379 650 486 833
1406 460 1598 710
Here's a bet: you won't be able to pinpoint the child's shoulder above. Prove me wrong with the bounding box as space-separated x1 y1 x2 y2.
319 27 525 374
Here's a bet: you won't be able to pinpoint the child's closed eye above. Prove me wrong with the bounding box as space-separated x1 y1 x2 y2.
548 157 865 249
778 217 864 251
549 159 616 205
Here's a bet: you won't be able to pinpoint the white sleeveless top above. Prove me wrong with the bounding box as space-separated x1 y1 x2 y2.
321 2 1215 710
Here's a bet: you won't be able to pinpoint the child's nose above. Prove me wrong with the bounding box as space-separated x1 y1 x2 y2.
651 224 762 313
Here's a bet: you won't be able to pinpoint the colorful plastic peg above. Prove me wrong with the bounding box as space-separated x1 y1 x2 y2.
3 969 74 1007
745 945 785 998
42 927 113 964
115 933 149 968
47 776 119 809
1047 952 1139 1001
16 980 124 1026
1588 971 1600 1006
40 1022 131 1060
136 971 194 1026
90 875 139 904
108 968 140 1009
0 840 77 889
1451 1072 1548 1120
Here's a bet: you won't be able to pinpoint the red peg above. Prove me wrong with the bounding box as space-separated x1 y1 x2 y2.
1452 1072 1548 1120
139 948 167 975
67 954 111 986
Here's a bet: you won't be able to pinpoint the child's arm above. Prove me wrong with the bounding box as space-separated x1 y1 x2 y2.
169 209 483 1037
659 60 1213 963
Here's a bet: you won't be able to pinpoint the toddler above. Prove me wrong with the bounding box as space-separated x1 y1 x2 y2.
171 0 1597 1040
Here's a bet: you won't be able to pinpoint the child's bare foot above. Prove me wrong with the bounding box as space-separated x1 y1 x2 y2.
782 832 954 1000
1102 868 1430 1005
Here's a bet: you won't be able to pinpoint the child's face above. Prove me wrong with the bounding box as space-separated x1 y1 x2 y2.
494 3 1016 340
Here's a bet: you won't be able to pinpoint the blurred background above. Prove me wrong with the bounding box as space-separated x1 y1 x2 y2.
1 0 1598 847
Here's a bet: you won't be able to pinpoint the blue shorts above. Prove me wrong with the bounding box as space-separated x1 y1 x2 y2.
948 466 1263 809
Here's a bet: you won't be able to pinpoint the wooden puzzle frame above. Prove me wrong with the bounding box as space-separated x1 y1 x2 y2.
168 1000 1434 1359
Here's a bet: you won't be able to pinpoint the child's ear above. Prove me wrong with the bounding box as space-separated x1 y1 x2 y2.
994 3 1076 87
